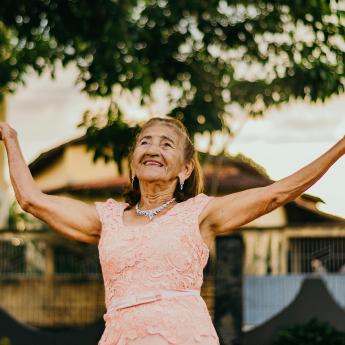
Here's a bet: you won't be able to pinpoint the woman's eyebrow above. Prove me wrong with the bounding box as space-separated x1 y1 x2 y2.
139 135 175 144
139 135 149 141
161 135 175 144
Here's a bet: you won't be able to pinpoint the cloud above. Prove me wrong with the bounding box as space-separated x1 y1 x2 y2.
235 95 345 143
7 63 108 161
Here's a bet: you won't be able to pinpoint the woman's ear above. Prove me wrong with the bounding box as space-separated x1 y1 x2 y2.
183 160 194 180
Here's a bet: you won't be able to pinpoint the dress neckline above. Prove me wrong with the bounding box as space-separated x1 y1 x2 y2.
119 198 190 229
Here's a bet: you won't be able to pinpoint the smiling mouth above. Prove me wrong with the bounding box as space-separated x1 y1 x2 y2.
143 161 164 167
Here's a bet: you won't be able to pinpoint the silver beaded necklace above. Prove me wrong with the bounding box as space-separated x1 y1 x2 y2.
135 197 175 220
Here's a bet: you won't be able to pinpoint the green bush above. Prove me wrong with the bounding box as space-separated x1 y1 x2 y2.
273 318 345 345
0 337 11 345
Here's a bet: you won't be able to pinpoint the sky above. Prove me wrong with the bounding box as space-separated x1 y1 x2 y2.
5 63 345 218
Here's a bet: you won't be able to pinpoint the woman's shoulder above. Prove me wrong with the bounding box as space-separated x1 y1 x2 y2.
95 197 122 207
190 192 214 203
181 193 214 213
94 198 126 219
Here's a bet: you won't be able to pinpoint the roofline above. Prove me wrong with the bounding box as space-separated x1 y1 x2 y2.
29 135 87 175
31 135 326 207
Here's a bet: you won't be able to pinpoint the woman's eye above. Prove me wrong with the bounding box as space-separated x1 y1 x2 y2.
163 142 172 147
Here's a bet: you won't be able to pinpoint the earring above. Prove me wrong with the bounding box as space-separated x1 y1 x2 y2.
179 179 184 191
131 175 136 187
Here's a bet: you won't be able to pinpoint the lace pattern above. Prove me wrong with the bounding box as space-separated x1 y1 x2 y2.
95 193 219 345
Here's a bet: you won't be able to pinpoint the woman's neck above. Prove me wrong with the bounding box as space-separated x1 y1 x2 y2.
138 187 175 209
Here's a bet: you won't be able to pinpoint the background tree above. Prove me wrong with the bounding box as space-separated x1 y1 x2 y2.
1 0 345 167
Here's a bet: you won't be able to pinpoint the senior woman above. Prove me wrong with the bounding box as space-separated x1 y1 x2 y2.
0 117 344 345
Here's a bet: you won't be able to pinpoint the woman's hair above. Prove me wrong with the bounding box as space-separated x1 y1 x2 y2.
122 117 204 206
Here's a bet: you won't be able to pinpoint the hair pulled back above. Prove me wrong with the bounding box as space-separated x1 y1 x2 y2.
122 117 204 206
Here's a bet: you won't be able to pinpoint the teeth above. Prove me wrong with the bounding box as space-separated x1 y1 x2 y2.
144 161 162 166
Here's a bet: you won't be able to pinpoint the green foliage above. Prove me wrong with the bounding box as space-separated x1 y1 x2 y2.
2 1 345 165
1 1 345 127
233 152 270 178
273 318 345 345
0 337 11 345
8 199 46 231
77 103 140 174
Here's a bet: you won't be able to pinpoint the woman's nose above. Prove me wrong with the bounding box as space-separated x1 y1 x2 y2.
145 142 160 154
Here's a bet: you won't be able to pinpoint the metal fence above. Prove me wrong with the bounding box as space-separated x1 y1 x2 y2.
288 237 345 273
0 231 105 327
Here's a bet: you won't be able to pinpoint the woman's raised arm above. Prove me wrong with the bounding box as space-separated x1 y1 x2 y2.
201 136 345 236
0 122 101 244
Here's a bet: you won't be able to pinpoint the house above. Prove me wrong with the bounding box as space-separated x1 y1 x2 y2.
1 134 345 332
29 135 345 276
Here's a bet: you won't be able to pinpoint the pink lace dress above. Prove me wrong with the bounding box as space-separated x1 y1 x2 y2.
94 193 220 345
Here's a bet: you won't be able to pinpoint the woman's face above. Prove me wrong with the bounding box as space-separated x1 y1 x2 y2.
131 124 191 185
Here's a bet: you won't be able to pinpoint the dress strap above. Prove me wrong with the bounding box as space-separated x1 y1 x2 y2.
94 198 124 228
191 193 215 217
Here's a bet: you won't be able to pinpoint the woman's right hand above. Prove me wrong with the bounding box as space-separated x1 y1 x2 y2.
0 122 18 141
0 121 102 244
